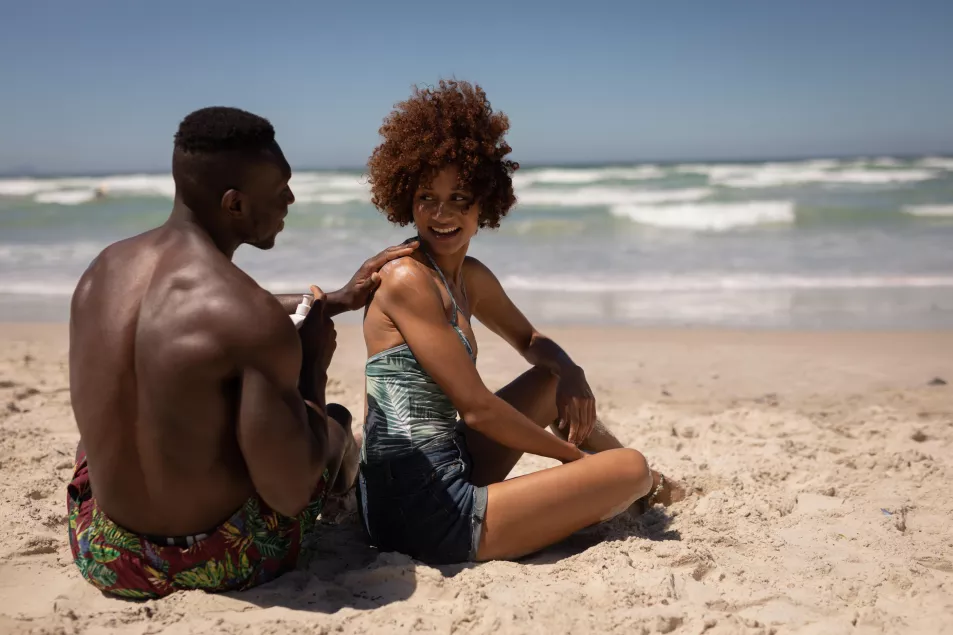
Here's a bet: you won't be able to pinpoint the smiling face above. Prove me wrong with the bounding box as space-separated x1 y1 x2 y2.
412 165 480 256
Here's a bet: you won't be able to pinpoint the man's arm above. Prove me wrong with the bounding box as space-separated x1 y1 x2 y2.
465 258 596 445
271 290 351 317
376 260 583 463
269 240 420 318
231 300 340 516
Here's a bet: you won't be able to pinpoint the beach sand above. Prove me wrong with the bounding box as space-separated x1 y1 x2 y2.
0 323 951 634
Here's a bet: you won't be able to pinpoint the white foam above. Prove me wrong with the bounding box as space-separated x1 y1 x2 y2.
293 191 372 204
726 168 933 187
0 174 176 204
0 241 106 264
499 273 953 293
0 172 371 205
34 190 98 205
516 186 712 207
513 165 667 186
0 178 63 197
915 157 953 170
673 160 938 188
610 200 795 231
724 168 935 188
0 280 79 295
904 204 953 217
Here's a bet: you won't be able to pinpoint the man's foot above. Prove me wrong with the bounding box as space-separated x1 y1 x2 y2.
326 403 352 428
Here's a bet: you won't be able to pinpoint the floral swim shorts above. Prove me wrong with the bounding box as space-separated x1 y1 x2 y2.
67 450 329 600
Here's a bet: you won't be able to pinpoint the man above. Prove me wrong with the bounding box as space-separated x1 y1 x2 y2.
66 106 417 599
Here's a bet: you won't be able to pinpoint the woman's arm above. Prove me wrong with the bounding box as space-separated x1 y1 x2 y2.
465 258 596 445
374 258 584 463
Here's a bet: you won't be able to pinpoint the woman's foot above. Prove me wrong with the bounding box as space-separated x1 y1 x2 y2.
648 470 685 507
632 470 685 515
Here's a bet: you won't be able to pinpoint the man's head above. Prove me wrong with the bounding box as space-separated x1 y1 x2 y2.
172 107 294 250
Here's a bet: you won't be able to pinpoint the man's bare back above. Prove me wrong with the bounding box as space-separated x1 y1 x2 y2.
70 223 288 536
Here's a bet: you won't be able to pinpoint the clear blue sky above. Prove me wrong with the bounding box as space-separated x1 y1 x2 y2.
2 0 952 174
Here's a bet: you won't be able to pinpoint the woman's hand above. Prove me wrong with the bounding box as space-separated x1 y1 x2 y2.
555 365 596 446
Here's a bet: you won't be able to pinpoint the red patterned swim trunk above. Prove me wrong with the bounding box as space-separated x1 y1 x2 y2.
67 451 329 600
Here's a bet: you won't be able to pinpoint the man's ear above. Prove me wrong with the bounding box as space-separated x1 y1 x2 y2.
221 189 243 218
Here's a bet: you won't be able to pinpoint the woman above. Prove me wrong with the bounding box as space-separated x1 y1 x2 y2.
358 80 681 564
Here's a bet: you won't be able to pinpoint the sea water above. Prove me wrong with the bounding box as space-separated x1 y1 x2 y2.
1 157 952 328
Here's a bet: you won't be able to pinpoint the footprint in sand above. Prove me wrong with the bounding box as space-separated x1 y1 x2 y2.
916 556 953 573
14 387 40 400
17 536 57 556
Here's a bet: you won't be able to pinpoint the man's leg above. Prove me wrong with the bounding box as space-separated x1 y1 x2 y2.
325 403 360 495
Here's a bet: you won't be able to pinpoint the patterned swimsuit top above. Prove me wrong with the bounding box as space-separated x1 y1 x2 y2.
362 253 474 464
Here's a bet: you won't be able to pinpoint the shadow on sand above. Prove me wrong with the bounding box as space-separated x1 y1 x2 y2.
521 506 681 566
233 504 679 611
231 514 419 613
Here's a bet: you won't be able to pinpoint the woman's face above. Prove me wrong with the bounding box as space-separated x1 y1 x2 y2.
412 165 480 256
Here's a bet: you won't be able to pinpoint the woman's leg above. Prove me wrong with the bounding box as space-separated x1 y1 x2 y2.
476 448 653 561
464 366 625 487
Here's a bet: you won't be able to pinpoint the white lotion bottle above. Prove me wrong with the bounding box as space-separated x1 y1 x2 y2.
289 294 313 329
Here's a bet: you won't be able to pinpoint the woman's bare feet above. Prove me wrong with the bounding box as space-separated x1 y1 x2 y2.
548 419 684 510
631 470 685 515
647 470 685 507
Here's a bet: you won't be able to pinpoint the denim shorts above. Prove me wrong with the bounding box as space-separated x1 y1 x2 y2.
357 431 488 564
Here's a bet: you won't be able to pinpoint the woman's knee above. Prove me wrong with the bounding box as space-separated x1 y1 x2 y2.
604 448 653 498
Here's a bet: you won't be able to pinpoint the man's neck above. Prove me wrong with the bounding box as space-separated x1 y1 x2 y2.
167 199 240 259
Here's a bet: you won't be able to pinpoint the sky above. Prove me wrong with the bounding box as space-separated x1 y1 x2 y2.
1 0 952 174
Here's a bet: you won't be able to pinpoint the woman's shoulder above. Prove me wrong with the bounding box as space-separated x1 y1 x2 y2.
377 255 438 301
462 255 492 277
462 256 499 287
380 254 427 281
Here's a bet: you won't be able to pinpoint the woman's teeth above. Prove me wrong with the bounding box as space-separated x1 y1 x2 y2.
432 227 459 235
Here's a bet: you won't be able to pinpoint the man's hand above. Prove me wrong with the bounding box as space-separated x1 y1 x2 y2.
554 365 596 446
298 286 336 404
325 240 420 317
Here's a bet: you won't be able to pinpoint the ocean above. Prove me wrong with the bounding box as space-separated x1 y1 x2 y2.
2 157 952 328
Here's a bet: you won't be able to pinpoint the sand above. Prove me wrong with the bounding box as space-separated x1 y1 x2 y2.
0 323 951 634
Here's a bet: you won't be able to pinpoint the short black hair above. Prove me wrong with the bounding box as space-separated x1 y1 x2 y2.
172 107 283 211
174 106 275 154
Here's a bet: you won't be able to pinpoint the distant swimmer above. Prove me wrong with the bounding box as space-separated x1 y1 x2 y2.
94 184 108 199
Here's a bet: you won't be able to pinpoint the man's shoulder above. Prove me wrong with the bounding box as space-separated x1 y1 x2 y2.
71 229 165 314
163 276 288 345
136 246 291 362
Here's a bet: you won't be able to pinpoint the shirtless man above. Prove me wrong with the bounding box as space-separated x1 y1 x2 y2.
66 107 417 599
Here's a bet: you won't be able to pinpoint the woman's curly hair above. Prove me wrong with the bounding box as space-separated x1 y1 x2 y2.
367 80 519 229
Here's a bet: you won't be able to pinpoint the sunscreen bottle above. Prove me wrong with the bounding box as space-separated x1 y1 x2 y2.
290 294 313 329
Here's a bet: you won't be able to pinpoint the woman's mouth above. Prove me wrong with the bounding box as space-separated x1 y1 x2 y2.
430 226 461 240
